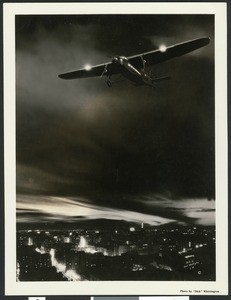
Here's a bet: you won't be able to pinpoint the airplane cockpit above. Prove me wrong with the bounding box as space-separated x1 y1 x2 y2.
112 56 128 65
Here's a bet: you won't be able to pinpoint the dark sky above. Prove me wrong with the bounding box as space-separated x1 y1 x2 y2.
16 14 215 226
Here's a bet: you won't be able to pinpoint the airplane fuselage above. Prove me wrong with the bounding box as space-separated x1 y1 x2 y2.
111 56 154 87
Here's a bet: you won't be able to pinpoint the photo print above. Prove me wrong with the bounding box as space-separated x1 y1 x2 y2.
4 2 228 296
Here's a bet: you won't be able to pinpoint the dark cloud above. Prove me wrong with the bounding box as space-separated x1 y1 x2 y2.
16 210 56 223
195 208 215 212
16 14 215 224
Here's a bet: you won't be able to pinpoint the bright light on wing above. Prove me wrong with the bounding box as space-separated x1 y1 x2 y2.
84 64 92 70
159 45 167 52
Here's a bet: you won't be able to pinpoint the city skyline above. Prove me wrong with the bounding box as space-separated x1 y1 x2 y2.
17 224 216 281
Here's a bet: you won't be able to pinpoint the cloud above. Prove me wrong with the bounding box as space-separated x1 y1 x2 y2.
16 15 215 225
17 194 215 226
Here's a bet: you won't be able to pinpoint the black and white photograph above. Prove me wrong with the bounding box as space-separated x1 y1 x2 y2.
3 2 228 296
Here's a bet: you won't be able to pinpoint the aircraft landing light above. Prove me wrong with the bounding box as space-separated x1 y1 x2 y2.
85 64 92 70
159 45 167 52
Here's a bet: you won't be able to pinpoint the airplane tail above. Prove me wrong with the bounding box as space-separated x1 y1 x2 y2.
140 72 171 88
152 75 171 83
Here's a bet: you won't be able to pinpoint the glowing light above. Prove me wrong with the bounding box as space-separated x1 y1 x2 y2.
16 262 20 281
78 236 97 254
159 45 167 52
50 249 81 281
28 237 33 246
79 236 87 248
85 64 92 71
35 246 45 254
64 237 70 243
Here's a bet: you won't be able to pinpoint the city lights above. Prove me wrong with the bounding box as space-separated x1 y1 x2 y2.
17 225 215 281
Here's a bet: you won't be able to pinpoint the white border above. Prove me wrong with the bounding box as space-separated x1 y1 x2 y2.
4 2 228 296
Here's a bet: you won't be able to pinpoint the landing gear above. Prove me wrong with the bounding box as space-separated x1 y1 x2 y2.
141 56 146 70
106 79 112 87
105 75 125 87
106 76 112 87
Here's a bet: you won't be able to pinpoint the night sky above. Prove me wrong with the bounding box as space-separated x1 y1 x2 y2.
16 15 215 226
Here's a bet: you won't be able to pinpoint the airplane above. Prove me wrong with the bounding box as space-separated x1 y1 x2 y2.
58 37 210 88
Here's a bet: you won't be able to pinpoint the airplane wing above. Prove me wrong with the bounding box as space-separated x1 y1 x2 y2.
58 62 120 80
128 37 210 69
58 37 210 80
